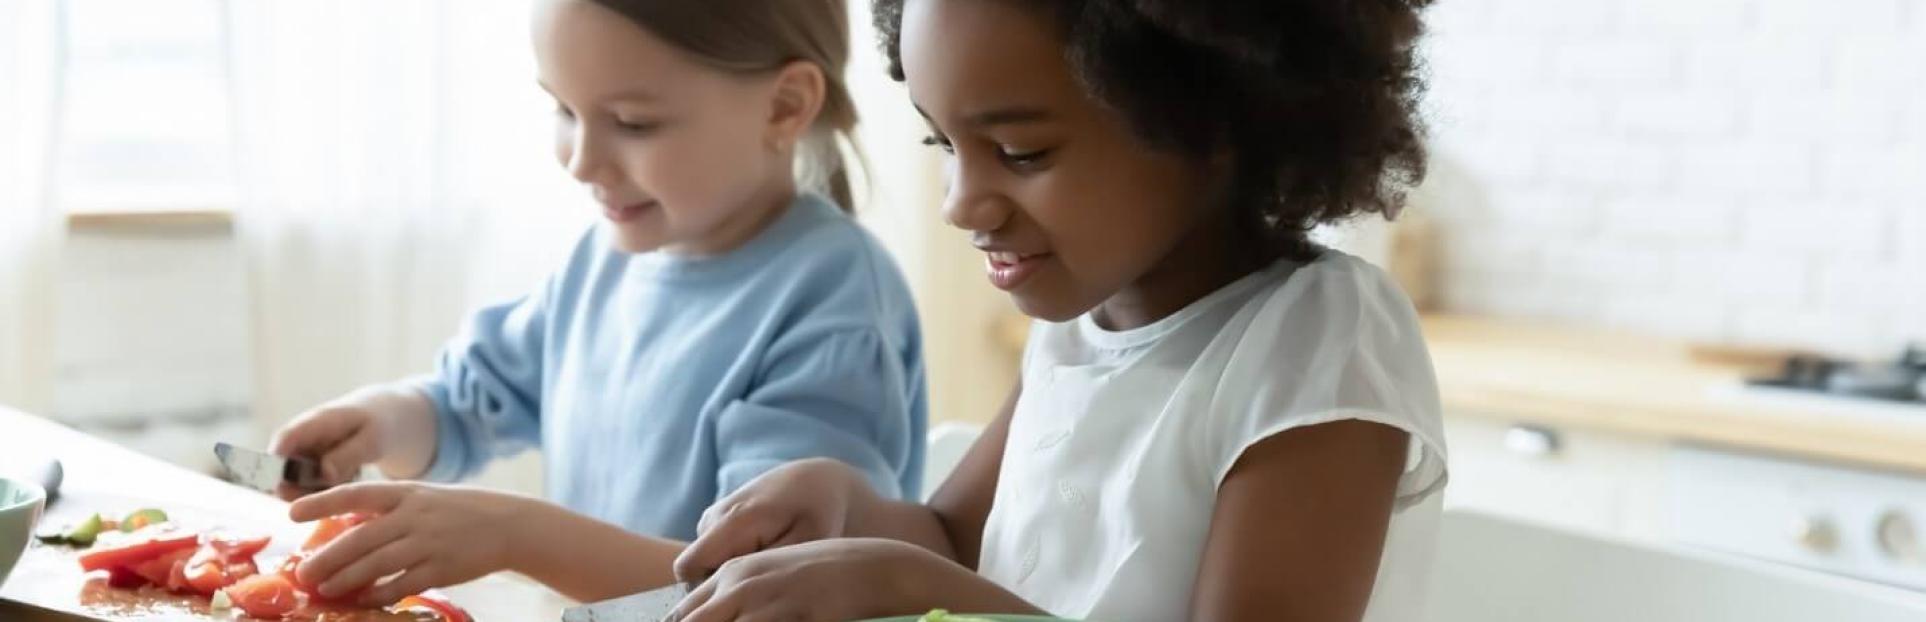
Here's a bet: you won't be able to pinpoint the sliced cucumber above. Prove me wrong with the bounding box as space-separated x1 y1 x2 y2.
67 513 106 545
119 508 169 532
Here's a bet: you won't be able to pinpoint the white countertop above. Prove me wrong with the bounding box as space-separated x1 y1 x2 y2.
0 405 572 620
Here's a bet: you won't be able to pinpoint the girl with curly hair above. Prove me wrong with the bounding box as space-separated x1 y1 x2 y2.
674 1 1445 620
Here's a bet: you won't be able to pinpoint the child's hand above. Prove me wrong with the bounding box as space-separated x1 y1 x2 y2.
673 458 873 582
269 384 437 498
670 538 952 622
287 482 530 606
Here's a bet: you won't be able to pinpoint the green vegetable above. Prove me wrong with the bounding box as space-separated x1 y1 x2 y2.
119 508 168 532
67 513 106 545
920 610 998 622
33 527 67 545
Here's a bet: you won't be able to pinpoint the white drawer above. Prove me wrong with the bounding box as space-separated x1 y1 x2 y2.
1670 446 1926 591
1443 416 1668 539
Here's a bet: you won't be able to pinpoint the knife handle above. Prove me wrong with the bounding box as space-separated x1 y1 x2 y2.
282 456 330 490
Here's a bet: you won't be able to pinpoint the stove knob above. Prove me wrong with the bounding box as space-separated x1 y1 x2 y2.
1876 509 1921 564
1792 515 1838 554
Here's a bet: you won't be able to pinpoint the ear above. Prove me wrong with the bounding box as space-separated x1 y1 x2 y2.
765 60 827 153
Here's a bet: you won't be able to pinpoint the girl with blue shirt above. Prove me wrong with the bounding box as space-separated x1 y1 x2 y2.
266 0 925 606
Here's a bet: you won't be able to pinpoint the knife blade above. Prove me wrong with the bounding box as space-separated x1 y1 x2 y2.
560 583 692 622
213 442 329 495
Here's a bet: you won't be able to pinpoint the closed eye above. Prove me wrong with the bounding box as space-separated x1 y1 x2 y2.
998 146 1050 168
921 134 955 155
615 118 663 135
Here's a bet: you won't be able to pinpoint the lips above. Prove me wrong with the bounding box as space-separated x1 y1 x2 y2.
986 251 1042 267
603 200 656 223
983 250 1051 291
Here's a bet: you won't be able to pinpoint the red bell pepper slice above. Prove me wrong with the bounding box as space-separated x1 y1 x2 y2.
78 529 200 572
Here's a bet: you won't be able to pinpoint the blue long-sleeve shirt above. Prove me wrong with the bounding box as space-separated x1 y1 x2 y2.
414 194 927 540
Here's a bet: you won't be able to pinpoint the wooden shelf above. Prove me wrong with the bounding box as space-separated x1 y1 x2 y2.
66 209 233 232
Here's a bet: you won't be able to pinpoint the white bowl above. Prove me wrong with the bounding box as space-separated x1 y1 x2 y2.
0 476 47 588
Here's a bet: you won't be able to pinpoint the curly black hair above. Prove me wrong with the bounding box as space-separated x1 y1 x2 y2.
875 0 1431 260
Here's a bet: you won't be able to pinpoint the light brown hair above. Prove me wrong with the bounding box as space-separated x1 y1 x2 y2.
591 0 861 210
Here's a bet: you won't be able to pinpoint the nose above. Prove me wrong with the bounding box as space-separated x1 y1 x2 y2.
558 122 606 185
940 156 1013 234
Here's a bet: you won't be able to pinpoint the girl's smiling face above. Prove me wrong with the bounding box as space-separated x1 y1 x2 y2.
902 0 1239 326
533 0 803 255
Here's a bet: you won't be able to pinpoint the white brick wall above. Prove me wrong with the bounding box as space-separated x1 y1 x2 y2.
1420 0 1926 356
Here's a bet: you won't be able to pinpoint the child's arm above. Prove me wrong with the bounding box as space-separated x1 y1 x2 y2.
268 283 557 494
289 481 686 606
1189 419 1410 622
675 384 1018 579
504 499 685 603
671 538 1047 622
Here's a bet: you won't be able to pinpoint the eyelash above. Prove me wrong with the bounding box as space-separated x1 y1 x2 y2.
554 105 658 135
614 119 661 135
921 135 1053 171
920 134 954 154
998 146 1050 169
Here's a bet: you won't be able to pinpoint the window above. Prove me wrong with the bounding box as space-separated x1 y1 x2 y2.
56 0 236 216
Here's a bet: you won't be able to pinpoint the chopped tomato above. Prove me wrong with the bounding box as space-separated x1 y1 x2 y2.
127 555 169 586
299 514 371 553
104 565 147 589
394 595 471 622
182 557 226 595
180 533 271 595
276 552 305 585
206 533 272 559
125 547 194 587
166 551 193 593
184 553 259 596
273 551 366 606
77 528 199 572
227 573 303 619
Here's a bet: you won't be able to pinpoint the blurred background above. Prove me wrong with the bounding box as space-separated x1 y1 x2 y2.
1 0 1923 603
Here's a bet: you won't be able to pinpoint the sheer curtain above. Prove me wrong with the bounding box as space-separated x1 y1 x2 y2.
0 0 62 413
226 1 579 440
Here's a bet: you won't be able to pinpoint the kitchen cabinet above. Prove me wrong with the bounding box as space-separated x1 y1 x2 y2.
1424 510 1926 622
1441 415 1669 541
1669 445 1926 591
1443 412 1926 591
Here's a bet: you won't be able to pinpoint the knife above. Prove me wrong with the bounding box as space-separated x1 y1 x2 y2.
560 583 692 622
213 442 331 495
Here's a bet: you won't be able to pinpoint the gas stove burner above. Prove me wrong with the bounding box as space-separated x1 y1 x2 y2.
1747 346 1926 405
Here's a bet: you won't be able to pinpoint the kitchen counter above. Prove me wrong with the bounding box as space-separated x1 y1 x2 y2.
0 405 572 620
1422 314 1926 475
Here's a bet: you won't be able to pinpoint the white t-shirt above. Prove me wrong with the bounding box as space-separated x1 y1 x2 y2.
977 249 1449 622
